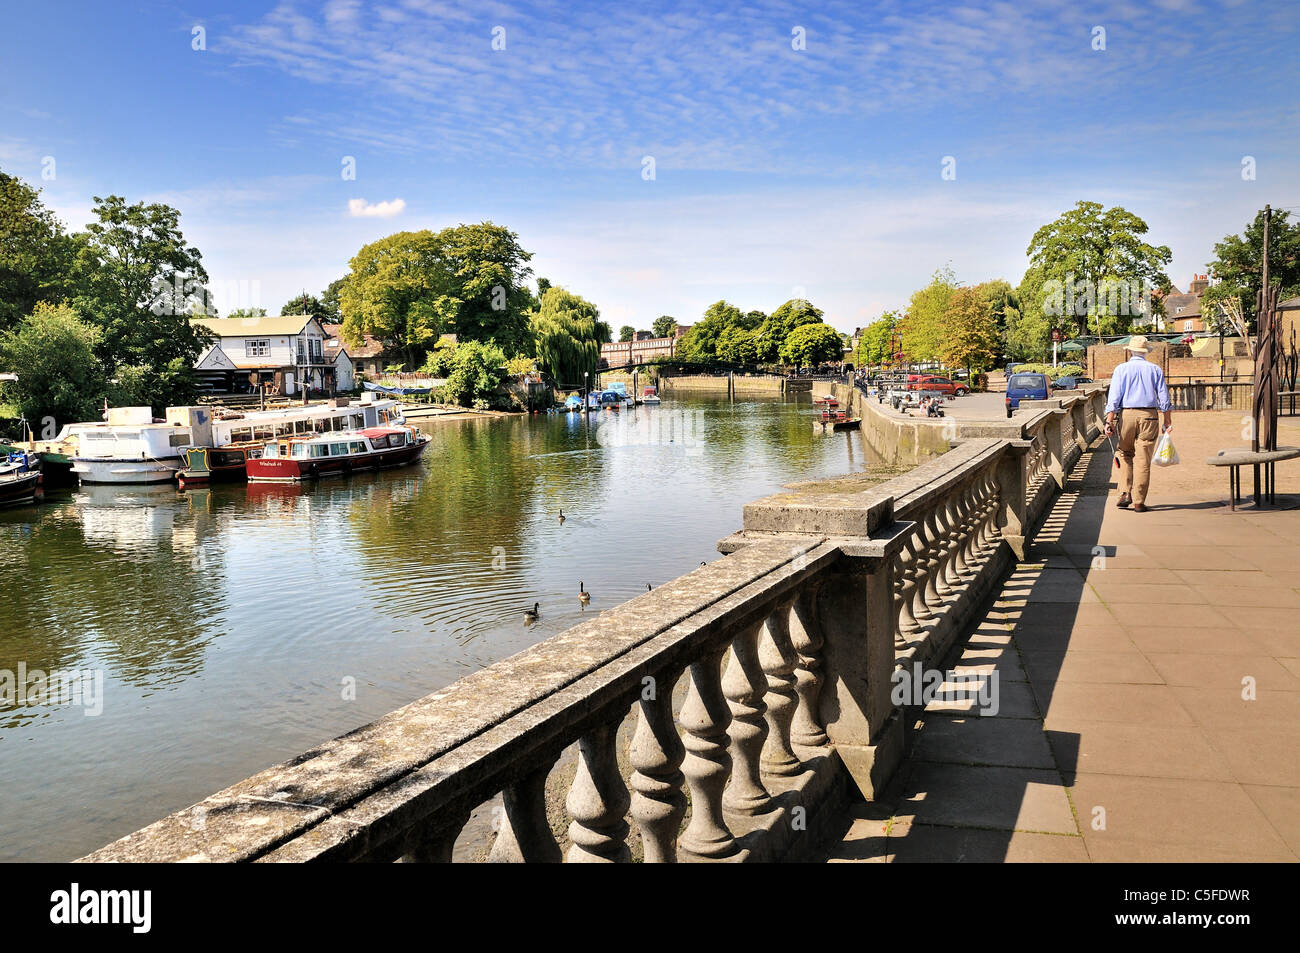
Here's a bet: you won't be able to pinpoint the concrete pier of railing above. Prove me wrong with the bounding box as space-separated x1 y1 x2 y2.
81 386 1106 863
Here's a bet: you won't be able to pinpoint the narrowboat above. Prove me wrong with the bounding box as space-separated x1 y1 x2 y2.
245 427 430 483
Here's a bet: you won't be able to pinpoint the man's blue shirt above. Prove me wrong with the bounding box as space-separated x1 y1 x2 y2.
1105 355 1171 414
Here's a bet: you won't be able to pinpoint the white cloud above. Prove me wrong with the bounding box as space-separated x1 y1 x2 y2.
347 197 406 218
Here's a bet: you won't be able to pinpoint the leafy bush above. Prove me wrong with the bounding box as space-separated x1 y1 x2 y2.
1013 362 1083 380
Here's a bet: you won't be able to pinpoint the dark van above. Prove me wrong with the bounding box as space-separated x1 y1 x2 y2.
1005 372 1049 417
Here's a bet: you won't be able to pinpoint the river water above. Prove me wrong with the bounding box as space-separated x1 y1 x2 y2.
0 394 887 861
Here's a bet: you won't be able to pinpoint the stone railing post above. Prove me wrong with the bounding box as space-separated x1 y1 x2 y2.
1043 409 1067 488
1069 396 1089 453
814 527 909 800
995 443 1029 560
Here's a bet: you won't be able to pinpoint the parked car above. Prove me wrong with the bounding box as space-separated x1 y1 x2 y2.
1005 372 1050 417
910 374 969 396
1050 375 1095 391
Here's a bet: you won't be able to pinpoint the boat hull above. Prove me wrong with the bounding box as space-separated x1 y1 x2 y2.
177 447 254 488
70 457 181 485
0 471 44 507
245 439 428 482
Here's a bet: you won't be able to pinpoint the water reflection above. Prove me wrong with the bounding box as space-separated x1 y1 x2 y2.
0 395 886 860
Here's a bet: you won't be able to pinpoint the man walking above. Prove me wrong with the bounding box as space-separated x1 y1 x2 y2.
1104 335 1172 512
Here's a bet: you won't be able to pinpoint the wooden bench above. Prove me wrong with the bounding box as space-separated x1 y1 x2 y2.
1205 446 1300 510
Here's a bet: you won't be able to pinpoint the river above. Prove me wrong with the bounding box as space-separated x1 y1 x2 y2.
0 394 887 861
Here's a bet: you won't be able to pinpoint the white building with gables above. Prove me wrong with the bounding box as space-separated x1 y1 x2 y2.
192 314 354 396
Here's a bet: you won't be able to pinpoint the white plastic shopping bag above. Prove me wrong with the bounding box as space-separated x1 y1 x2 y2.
1153 429 1180 467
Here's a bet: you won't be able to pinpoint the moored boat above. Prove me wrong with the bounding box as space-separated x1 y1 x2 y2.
0 452 44 507
245 426 429 483
642 385 661 404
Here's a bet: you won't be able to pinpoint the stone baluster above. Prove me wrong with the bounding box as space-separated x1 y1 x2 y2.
921 503 946 611
722 620 771 815
401 812 470 862
895 531 922 638
908 507 936 622
971 471 994 556
566 721 631 862
789 584 828 747
630 667 686 863
950 491 973 577
489 756 562 862
759 598 802 778
958 479 982 569
679 646 736 859
933 498 959 596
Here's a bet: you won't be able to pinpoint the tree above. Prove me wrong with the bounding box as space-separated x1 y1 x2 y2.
69 194 213 409
1010 267 1054 362
0 302 104 429
1025 200 1171 337
281 293 328 321
434 340 508 408
0 170 74 332
676 300 743 363
227 307 267 318
530 286 604 387
619 325 636 342
780 322 842 366
1204 208 1300 328
755 299 823 363
651 315 677 338
940 288 1001 373
320 278 346 323
716 325 758 365
899 266 958 362
856 311 899 366
340 223 535 368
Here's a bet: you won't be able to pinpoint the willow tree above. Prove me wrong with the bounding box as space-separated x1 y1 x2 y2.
531 287 603 388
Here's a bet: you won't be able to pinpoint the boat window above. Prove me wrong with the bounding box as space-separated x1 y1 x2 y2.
294 419 311 434
292 443 309 459
254 425 274 439
331 416 345 431
231 427 253 442
213 450 243 467
350 413 364 428
391 432 407 446
313 418 329 433
369 435 389 449
310 443 330 457
330 442 349 455
168 432 191 448
349 440 367 453
275 422 294 436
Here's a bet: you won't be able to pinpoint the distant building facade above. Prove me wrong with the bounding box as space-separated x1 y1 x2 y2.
193 314 353 395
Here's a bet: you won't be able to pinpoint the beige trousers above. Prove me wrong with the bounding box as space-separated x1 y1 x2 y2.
1117 408 1160 505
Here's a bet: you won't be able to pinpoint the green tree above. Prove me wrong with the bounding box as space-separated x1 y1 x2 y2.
651 315 677 338
855 311 899 366
1204 208 1300 328
530 286 604 387
780 322 842 366
676 300 743 363
434 340 508 408
619 325 636 342
0 302 105 428
716 325 758 365
281 293 328 321
340 223 534 368
900 266 958 362
1010 267 1054 362
755 298 823 363
940 287 1001 373
0 171 74 332
227 307 267 318
320 278 347 323
1026 200 1171 337
69 194 213 409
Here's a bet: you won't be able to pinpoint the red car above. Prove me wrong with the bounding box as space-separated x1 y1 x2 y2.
908 374 969 396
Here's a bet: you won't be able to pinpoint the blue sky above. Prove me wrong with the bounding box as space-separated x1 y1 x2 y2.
2 0 1298 332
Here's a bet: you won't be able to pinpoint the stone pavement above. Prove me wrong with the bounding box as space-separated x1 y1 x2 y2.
822 412 1300 862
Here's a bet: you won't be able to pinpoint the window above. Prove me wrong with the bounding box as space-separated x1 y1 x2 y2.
330 442 349 456
245 339 269 357
349 441 367 454
330 416 344 431
231 427 253 442
292 443 309 459
294 419 311 434
254 425 274 439
310 444 330 458
276 422 294 436
350 413 364 428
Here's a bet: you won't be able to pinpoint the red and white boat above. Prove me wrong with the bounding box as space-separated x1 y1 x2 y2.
244 427 429 482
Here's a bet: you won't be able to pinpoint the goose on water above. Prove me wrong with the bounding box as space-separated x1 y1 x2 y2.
524 602 540 624
579 582 591 605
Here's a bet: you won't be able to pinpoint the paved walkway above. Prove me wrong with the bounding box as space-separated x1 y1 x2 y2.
823 412 1300 862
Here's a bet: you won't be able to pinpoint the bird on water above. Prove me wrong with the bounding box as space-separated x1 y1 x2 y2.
524 602 540 624
579 582 591 605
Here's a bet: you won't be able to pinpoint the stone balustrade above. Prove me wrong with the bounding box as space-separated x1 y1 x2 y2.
81 386 1105 864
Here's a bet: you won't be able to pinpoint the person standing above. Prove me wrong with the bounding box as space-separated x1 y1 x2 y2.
1103 335 1172 512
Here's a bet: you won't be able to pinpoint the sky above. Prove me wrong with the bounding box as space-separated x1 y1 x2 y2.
2 0 1298 333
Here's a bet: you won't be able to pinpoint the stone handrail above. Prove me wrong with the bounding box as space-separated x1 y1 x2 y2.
82 387 1105 863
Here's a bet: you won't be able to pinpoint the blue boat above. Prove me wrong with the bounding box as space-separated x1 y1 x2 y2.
564 394 583 411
